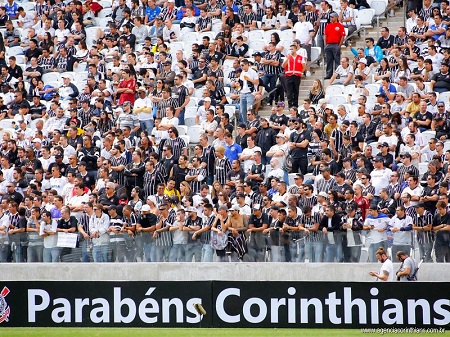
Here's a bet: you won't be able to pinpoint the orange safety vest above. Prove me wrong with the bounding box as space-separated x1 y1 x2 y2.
284 54 304 77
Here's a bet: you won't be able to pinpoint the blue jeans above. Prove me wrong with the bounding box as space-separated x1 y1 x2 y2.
43 247 62 262
261 73 277 103
155 245 171 262
169 244 186 262
240 92 254 124
142 232 155 262
270 246 285 262
418 242 433 262
92 245 109 262
27 245 43 262
202 243 214 262
79 240 91 263
177 109 185 125
140 119 154 135
185 243 202 262
305 240 324 262
0 243 9 262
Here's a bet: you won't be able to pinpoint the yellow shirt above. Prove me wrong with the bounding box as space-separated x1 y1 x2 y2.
406 101 420 118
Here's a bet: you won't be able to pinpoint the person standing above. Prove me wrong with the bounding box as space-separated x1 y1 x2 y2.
324 12 345 79
282 44 305 109
395 251 417 281
289 120 311 175
239 59 259 124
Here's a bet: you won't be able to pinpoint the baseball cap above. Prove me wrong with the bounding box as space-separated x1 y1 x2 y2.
373 156 383 162
141 204 151 212
186 206 197 212
231 204 240 211
276 133 285 138
358 58 367 65
378 142 389 148
330 12 338 17
252 52 262 57
277 101 285 107
107 205 117 211
32 138 41 143
304 1 314 5
137 86 146 92
318 192 328 198
253 204 261 210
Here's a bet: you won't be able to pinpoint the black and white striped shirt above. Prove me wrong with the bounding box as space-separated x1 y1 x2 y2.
315 177 337 194
396 164 419 185
405 204 417 220
157 98 178 118
415 210 434 244
202 145 216 177
318 11 331 35
171 84 189 109
215 157 232 185
155 209 176 247
305 10 318 26
411 25 427 43
144 170 165 198
110 155 128 187
196 16 212 31
299 213 322 242
187 167 207 194
165 137 187 161
299 195 318 210
38 56 54 70
240 12 257 26
262 51 282 75
362 184 375 198
201 214 215 245
342 168 357 183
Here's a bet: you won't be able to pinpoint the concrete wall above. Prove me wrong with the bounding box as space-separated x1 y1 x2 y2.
2 263 449 281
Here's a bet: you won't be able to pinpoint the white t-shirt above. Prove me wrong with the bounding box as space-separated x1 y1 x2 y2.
380 258 394 281
239 68 259 94
293 21 314 44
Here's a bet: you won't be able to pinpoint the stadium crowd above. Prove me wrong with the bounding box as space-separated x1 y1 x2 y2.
0 0 449 265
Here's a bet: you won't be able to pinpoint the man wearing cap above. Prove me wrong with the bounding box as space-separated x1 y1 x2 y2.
182 207 202 262
324 12 345 79
267 133 288 169
363 204 390 262
370 156 392 205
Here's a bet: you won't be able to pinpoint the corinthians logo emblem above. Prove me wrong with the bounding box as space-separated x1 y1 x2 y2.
0 286 10 323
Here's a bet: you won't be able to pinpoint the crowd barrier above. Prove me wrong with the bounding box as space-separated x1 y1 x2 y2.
0 280 449 328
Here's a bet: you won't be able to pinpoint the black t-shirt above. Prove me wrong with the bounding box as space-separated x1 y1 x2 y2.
140 213 157 228
289 129 311 158
57 216 78 230
249 212 269 228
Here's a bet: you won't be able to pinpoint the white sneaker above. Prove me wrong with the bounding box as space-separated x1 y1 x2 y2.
389 9 394 17
305 71 311 77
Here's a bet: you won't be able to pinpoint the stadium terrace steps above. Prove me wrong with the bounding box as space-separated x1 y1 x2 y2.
259 6 406 118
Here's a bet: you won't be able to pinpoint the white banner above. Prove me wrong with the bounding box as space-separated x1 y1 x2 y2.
56 233 78 248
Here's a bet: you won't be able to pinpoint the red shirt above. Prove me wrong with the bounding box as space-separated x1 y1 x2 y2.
284 54 304 77
354 196 369 220
118 78 136 105
324 22 346 44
